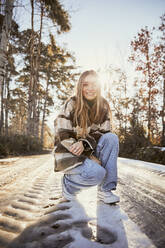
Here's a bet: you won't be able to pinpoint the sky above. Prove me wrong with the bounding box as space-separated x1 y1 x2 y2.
48 0 164 129
17 0 165 71
53 0 165 98
15 0 165 130
57 0 165 71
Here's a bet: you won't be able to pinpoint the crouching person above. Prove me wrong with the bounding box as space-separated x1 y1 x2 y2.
54 70 120 204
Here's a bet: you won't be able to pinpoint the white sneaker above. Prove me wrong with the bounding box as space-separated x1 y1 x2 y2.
98 190 120 204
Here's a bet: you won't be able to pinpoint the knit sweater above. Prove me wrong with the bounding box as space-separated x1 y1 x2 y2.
54 96 112 172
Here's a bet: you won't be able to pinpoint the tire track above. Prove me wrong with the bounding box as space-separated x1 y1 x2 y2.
0 155 57 247
118 163 165 248
0 155 158 247
0 154 119 248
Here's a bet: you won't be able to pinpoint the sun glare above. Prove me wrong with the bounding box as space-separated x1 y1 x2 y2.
98 71 111 97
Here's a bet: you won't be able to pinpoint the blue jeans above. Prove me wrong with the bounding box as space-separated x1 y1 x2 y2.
62 133 119 197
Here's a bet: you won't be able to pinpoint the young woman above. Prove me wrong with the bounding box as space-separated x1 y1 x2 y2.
54 70 120 204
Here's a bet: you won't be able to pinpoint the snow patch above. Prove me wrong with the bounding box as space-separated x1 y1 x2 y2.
118 157 165 173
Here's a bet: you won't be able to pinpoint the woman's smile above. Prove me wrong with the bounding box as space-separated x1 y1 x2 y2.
83 90 97 100
82 74 98 100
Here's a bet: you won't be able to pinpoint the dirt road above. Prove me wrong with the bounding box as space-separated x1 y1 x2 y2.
0 154 164 248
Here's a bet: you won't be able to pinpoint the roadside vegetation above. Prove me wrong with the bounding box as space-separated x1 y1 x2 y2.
0 1 164 164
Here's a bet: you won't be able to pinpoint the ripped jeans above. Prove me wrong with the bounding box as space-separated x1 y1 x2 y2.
62 133 119 198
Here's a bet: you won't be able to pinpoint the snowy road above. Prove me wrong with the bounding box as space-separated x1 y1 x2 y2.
117 158 165 248
0 154 164 248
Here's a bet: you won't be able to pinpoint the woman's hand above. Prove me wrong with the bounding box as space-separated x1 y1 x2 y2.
70 141 84 156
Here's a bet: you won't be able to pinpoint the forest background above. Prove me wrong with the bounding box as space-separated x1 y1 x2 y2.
0 0 165 164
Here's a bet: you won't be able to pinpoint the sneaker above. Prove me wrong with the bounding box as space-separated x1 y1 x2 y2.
98 190 120 204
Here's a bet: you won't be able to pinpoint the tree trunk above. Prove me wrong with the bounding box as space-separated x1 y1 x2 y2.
146 43 152 143
162 78 165 146
36 101 40 139
33 3 43 137
0 0 14 134
0 76 4 134
4 69 10 136
41 76 49 147
27 0 34 136
124 74 128 136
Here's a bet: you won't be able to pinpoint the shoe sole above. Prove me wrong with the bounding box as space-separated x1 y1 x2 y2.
98 198 120 204
97 194 120 204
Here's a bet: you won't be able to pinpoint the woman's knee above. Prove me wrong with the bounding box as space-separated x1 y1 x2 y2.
101 132 119 145
82 159 106 183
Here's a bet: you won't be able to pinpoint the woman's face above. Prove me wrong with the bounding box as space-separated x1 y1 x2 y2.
82 74 98 101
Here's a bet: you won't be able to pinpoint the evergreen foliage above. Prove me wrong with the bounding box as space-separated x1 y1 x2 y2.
0 2 164 163
0 0 77 155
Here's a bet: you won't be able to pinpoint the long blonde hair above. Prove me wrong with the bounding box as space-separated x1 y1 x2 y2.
73 70 111 138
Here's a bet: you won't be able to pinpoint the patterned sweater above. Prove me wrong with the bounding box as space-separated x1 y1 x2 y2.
54 96 112 172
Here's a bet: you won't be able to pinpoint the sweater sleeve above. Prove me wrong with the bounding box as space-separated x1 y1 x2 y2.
54 98 77 150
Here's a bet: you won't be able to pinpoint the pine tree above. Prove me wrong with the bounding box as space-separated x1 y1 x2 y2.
39 34 77 146
26 0 71 137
